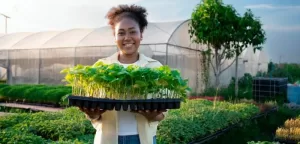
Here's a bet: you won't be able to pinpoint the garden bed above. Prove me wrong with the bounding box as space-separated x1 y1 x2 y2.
188 106 278 144
156 99 260 144
275 117 300 143
188 96 224 101
0 105 39 113
2 99 295 144
0 99 260 144
208 104 300 144
0 107 95 144
0 84 71 107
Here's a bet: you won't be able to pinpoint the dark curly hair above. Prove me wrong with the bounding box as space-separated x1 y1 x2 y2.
105 4 148 33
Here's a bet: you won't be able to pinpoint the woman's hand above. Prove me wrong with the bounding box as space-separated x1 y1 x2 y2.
131 110 167 122
79 107 106 121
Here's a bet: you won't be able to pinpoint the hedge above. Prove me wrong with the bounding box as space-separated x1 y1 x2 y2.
208 105 300 144
0 107 95 144
0 100 260 144
156 99 259 144
0 84 71 106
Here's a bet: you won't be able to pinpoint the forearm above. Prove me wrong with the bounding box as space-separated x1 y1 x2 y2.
145 113 165 122
85 113 102 122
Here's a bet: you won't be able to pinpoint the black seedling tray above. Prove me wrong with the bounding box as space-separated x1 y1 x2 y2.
68 95 181 111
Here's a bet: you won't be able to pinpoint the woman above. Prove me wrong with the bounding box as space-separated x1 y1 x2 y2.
80 4 167 144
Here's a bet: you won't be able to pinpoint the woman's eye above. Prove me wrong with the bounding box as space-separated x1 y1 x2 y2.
118 32 125 35
130 31 136 34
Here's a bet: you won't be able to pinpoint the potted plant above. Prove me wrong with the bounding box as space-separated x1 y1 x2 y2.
275 118 300 144
60 61 191 111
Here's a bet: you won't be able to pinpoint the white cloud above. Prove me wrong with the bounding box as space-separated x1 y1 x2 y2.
245 4 300 10
263 24 300 32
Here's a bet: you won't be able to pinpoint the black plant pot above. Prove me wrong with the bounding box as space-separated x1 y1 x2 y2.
68 96 181 111
129 101 137 111
115 100 122 111
122 101 129 111
75 99 83 107
106 102 114 110
91 101 97 109
159 99 166 110
152 100 159 110
136 100 145 111
167 100 174 109
145 101 151 110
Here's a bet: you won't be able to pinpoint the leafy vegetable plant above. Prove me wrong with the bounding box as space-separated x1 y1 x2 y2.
275 117 300 142
61 62 191 100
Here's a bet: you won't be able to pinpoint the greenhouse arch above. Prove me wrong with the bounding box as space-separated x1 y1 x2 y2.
0 20 268 93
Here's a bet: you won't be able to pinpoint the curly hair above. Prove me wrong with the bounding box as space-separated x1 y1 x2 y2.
105 4 148 33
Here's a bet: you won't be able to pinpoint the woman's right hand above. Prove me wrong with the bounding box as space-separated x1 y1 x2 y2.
79 107 106 121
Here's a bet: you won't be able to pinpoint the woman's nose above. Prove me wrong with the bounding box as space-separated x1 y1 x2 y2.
124 33 131 40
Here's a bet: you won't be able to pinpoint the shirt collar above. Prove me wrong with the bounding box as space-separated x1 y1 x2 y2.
106 52 156 67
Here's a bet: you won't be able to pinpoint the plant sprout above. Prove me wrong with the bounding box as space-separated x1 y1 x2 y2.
61 62 191 100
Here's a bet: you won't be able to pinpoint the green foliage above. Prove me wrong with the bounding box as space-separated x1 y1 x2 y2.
0 107 95 143
189 0 241 87
0 106 37 113
232 9 266 55
201 51 210 88
230 73 253 89
189 0 239 47
191 73 253 100
156 99 259 144
197 86 235 98
0 83 8 88
1 100 261 144
47 135 94 144
0 128 47 144
209 105 300 144
61 62 190 100
229 73 253 99
189 0 266 88
264 63 300 83
247 141 280 144
0 84 71 106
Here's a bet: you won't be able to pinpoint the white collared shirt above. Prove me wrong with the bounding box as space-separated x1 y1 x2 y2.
91 52 167 144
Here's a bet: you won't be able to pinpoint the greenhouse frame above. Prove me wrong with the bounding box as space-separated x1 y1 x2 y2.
0 20 269 93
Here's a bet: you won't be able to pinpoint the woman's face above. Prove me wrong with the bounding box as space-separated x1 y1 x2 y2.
114 18 142 55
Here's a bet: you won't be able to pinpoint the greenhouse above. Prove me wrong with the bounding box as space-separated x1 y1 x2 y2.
0 20 269 92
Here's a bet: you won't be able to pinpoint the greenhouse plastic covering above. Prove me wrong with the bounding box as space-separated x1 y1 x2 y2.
0 20 269 93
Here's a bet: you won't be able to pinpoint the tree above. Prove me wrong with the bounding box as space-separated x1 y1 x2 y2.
232 9 266 98
189 0 240 88
189 0 266 94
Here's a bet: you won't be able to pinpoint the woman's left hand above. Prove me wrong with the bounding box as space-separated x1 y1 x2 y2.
131 110 167 122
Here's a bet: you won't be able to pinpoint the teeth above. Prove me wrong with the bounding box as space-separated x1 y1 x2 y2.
124 44 133 47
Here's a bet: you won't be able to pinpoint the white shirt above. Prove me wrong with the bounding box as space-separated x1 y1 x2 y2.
116 60 139 136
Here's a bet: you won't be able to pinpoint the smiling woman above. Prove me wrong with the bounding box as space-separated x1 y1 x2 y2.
79 4 164 144
106 4 147 64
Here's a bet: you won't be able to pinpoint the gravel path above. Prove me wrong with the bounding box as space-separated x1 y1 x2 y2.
0 103 64 112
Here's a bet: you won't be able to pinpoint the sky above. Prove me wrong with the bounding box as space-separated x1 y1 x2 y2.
0 0 299 63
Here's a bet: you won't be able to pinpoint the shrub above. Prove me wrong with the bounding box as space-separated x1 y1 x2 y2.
209 105 300 144
0 107 95 143
0 84 71 106
0 128 47 144
156 99 259 144
275 116 300 142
